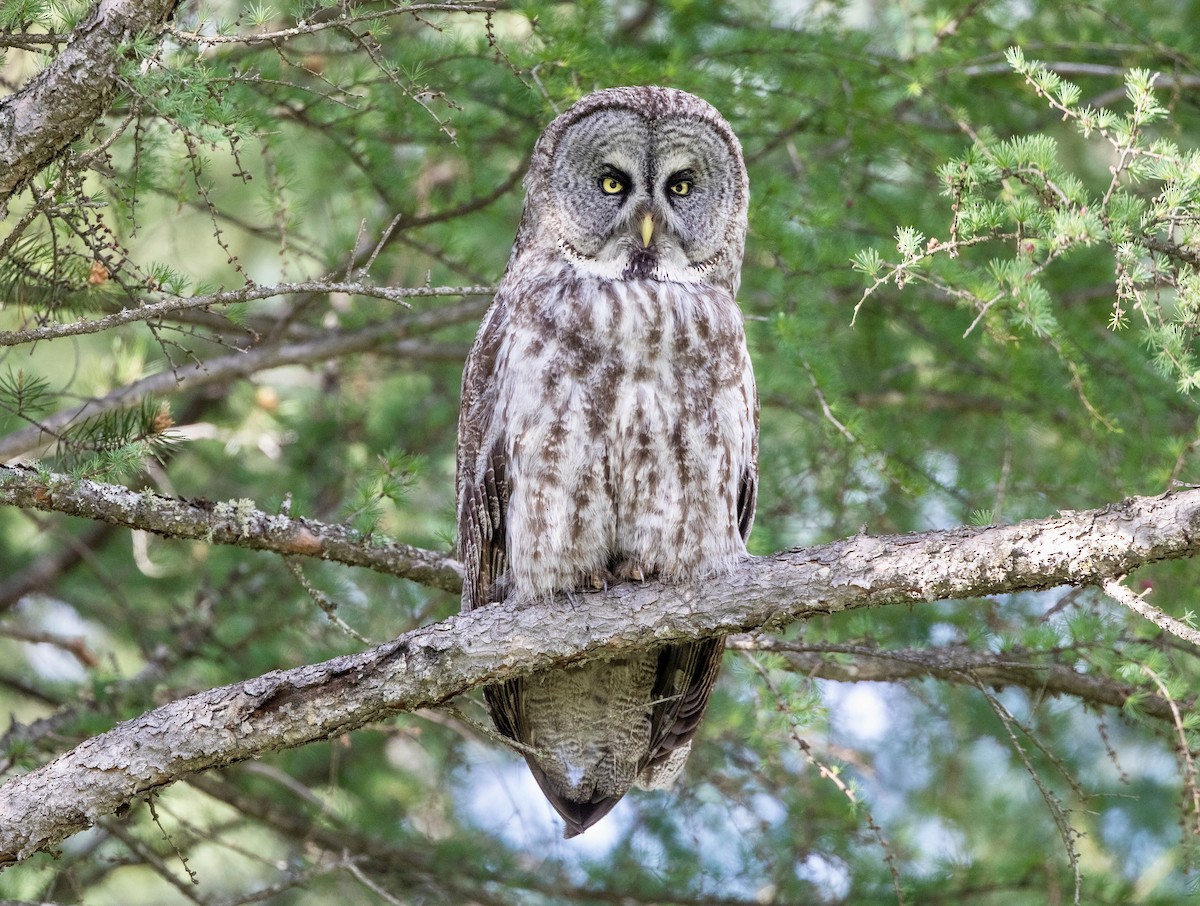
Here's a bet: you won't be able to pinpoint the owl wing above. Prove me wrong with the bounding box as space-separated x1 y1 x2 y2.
456 292 526 742
641 383 759 783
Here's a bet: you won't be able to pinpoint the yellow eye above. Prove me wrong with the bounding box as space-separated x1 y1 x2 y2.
669 179 692 196
600 176 624 194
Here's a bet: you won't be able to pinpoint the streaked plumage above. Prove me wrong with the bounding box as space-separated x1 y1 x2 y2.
456 86 758 837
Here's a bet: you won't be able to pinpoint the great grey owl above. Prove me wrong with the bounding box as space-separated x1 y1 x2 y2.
456 86 758 838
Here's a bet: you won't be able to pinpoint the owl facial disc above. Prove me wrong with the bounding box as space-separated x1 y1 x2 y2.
524 88 748 292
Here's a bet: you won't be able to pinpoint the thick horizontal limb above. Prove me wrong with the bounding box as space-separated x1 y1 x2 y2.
1 488 1199 867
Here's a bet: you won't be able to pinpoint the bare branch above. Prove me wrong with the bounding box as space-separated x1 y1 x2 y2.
168 3 499 47
0 296 489 462
0 282 494 347
1103 577 1200 645
728 637 1184 723
0 465 463 592
2 488 1200 867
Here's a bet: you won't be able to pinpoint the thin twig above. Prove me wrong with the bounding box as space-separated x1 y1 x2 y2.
1103 577 1200 646
1139 664 1200 844
0 465 465 591
800 357 857 443
0 281 494 347
743 652 908 905
0 297 490 462
974 680 1083 905
169 3 498 47
285 558 374 646
344 860 407 906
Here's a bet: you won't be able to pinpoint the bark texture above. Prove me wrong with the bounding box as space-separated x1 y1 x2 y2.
1 488 1198 868
0 466 463 594
0 0 180 208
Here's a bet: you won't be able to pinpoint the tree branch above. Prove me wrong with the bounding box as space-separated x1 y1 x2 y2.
0 465 463 592
2 489 1199 867
0 282 493 347
0 0 182 210
1103 576 1200 645
167 3 498 47
727 638 1184 722
0 296 489 462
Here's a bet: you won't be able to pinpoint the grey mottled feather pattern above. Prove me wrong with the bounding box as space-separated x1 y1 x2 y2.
456 86 758 837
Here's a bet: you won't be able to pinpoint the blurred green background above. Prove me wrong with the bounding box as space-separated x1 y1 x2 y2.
3 0 1200 901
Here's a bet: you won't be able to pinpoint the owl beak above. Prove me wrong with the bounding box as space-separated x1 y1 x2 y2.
640 213 655 248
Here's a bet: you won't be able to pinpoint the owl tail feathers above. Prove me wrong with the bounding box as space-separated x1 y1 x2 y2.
524 757 623 838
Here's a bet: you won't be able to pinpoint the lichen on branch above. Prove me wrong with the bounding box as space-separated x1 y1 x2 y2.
1 485 1199 868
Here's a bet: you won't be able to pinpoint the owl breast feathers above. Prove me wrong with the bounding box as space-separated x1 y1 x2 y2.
456 86 758 838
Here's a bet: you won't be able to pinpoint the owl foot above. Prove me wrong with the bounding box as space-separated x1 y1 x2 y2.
579 561 650 594
585 568 614 592
612 559 649 583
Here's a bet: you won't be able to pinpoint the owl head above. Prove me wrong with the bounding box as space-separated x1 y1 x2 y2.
513 87 749 297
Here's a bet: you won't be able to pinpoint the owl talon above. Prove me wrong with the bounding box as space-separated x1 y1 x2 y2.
612 559 648 583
